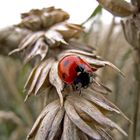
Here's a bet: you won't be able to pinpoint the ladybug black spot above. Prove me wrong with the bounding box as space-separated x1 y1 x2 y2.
63 60 69 67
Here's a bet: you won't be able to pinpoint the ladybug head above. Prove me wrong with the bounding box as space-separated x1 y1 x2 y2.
73 65 93 90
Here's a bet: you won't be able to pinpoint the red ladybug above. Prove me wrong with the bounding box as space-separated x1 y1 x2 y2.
58 55 95 90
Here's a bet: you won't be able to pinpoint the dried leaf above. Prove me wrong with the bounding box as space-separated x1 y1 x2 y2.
82 88 120 114
103 61 124 77
64 100 101 140
34 109 60 139
27 62 46 93
61 114 79 140
47 108 64 140
24 66 39 101
45 30 67 47
24 65 38 91
34 59 54 95
63 49 97 58
9 32 44 55
76 129 89 140
95 125 113 140
83 88 131 123
56 23 84 40
91 79 112 94
24 38 49 63
49 62 64 106
24 59 53 101
26 100 60 140
68 96 127 136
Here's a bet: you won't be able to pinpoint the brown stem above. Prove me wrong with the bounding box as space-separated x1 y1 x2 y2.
132 50 140 140
121 0 140 139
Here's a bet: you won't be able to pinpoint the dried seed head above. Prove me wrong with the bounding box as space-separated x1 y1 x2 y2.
9 7 130 140
26 87 129 140
17 6 70 31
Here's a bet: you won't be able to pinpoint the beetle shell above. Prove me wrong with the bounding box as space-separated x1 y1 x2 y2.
58 55 93 85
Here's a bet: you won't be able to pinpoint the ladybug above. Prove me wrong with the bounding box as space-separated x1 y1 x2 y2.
58 55 95 90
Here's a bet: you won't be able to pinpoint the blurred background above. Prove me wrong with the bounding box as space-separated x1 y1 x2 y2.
0 0 139 140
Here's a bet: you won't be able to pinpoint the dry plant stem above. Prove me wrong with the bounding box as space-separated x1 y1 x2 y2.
132 50 140 140
131 0 140 139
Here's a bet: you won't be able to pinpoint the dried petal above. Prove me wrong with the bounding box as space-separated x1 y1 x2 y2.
91 79 112 94
27 62 46 93
64 100 101 140
45 30 67 47
24 59 54 101
56 23 84 40
61 114 79 140
34 108 60 139
95 126 113 140
49 62 64 106
76 129 89 140
82 88 120 114
34 59 54 95
47 108 64 140
9 32 44 55
68 96 127 136
83 88 131 122
24 65 38 91
63 49 97 58
26 100 60 140
103 61 124 76
24 38 49 63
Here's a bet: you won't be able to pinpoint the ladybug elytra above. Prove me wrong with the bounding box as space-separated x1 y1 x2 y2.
58 55 95 90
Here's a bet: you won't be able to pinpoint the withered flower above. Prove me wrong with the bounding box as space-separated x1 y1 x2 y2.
10 6 130 140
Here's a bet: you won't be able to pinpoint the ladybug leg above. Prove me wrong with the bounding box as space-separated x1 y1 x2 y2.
75 83 82 91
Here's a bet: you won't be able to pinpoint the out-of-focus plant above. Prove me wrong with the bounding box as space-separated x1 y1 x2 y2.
94 0 140 140
96 0 137 17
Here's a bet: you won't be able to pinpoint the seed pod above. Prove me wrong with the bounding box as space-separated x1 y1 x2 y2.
97 0 137 17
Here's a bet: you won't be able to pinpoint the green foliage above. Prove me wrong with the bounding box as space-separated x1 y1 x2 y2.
82 5 102 25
